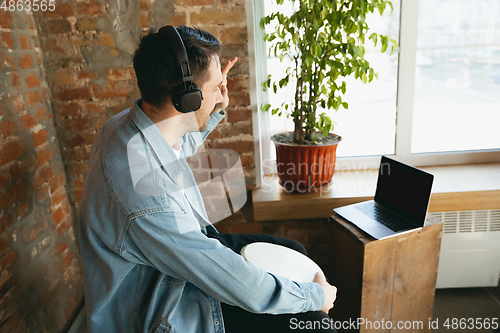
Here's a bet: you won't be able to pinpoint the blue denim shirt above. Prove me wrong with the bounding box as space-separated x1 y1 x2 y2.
77 99 325 333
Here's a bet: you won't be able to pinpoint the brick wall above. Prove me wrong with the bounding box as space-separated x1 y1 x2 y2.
0 7 83 333
1 0 332 331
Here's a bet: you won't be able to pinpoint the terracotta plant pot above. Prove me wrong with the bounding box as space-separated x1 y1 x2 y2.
272 132 342 192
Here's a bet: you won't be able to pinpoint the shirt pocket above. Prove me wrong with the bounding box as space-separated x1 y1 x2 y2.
154 321 171 333
160 275 186 288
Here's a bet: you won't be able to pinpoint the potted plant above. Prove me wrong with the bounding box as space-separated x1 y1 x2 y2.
261 0 397 192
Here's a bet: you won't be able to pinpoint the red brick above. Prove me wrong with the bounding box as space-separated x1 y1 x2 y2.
190 9 246 25
0 139 28 166
8 94 26 113
73 188 83 204
20 34 31 49
59 249 74 270
92 82 135 99
138 0 150 10
0 182 24 211
47 19 72 34
139 13 150 29
36 144 54 166
37 106 50 121
207 129 221 140
26 91 44 106
0 234 8 253
32 129 49 147
26 73 40 88
228 92 250 107
42 2 74 18
19 54 34 69
78 70 98 80
36 183 50 202
21 114 37 130
240 154 254 168
210 140 254 154
65 134 85 146
76 0 103 16
58 103 80 118
176 0 213 5
0 32 14 49
169 13 187 26
52 242 69 256
221 28 247 44
83 103 106 115
32 164 55 189
0 121 18 138
227 77 249 92
69 147 91 161
108 67 135 81
0 9 13 29
17 200 30 220
0 252 19 271
11 72 21 88
0 213 14 234
64 118 93 132
55 87 92 102
221 122 252 137
22 224 45 244
0 52 15 70
71 162 88 176
51 187 67 207
49 173 66 194
55 215 72 237
52 207 65 225
226 108 251 123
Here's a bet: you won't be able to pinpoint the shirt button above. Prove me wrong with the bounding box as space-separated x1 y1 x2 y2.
215 321 220 325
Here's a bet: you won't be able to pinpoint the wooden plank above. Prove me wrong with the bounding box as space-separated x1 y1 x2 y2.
328 217 365 330
390 223 443 333
359 236 399 333
428 190 500 212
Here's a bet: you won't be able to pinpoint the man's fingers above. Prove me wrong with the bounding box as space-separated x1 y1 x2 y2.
222 57 238 77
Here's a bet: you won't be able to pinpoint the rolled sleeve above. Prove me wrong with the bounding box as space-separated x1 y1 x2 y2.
124 211 325 315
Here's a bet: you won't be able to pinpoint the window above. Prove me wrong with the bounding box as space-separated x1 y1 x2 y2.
248 0 500 179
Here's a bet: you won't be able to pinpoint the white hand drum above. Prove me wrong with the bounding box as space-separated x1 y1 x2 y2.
240 242 324 283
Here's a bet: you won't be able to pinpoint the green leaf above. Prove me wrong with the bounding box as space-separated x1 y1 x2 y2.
362 72 367 84
381 42 387 53
261 103 271 112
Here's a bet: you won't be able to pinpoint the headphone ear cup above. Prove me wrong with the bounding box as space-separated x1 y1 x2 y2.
172 83 203 113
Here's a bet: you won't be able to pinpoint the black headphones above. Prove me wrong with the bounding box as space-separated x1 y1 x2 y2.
159 25 203 113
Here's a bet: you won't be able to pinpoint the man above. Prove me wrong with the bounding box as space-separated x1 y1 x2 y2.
77 25 337 333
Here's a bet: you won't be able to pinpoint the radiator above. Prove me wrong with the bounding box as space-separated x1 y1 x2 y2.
427 209 500 288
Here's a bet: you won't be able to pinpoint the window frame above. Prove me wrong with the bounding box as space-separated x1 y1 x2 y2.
247 0 500 187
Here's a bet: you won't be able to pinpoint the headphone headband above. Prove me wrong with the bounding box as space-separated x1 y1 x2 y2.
159 26 193 82
158 25 203 113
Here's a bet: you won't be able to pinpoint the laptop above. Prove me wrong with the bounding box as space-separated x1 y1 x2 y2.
333 156 434 240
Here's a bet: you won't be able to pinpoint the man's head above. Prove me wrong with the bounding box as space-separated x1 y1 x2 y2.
133 25 223 130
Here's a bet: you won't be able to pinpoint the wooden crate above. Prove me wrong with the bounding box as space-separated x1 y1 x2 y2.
327 213 443 332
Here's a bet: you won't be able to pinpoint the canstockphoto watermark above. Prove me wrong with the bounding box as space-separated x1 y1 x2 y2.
290 318 425 330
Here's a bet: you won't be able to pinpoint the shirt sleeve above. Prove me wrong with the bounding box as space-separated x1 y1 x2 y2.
124 210 325 315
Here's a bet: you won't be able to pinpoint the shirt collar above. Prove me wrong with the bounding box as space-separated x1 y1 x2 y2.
128 99 185 180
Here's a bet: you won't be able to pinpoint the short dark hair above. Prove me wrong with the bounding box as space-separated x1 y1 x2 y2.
133 26 222 110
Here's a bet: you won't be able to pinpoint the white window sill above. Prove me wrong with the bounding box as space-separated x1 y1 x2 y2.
252 163 500 221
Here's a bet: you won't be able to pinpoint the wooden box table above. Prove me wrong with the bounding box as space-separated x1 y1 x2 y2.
327 213 443 332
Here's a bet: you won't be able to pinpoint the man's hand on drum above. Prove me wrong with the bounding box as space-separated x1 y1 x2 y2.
313 272 337 314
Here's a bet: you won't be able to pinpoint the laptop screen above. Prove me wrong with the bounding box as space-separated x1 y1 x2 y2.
375 156 434 226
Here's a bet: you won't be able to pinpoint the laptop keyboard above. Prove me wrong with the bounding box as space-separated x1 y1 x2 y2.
356 203 409 231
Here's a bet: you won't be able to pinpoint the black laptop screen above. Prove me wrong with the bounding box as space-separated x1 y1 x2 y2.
375 157 434 225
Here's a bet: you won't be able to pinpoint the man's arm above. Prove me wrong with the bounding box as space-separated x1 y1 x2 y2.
124 211 326 315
